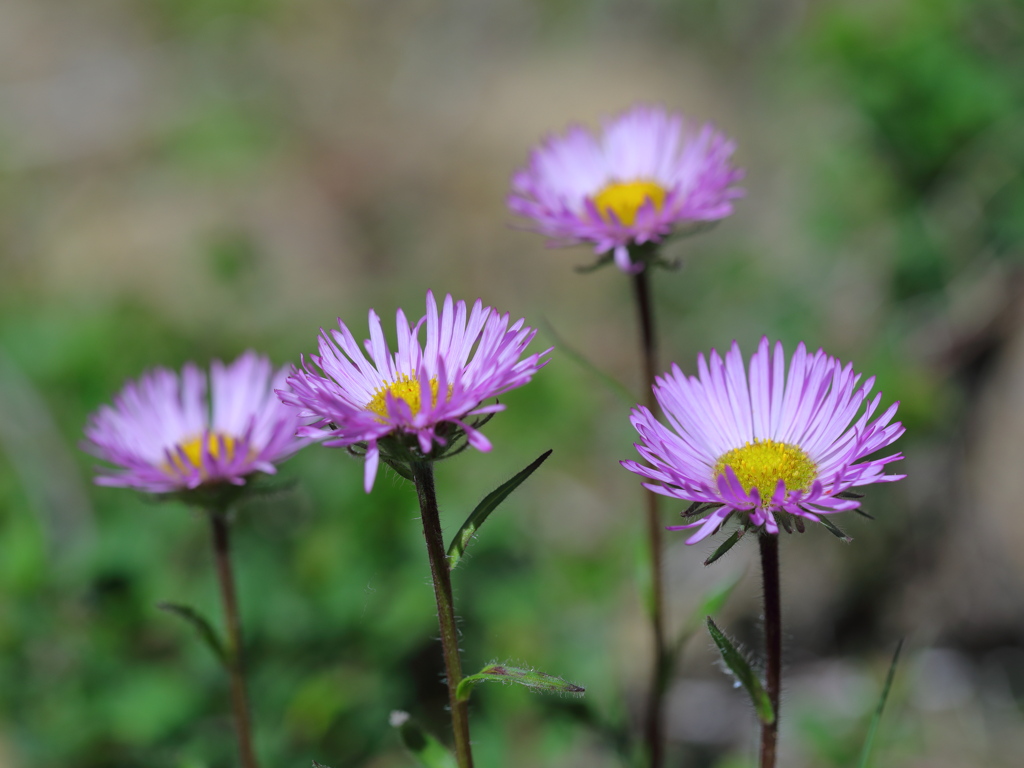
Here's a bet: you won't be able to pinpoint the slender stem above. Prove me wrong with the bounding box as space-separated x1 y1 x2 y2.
410 461 474 768
759 534 782 768
631 267 667 768
208 509 261 768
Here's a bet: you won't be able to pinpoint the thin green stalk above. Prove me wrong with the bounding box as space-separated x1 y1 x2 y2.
759 534 781 768
631 268 667 768
208 509 261 768
410 461 474 768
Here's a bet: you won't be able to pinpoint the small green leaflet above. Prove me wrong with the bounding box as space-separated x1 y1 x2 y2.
158 601 228 668
456 662 585 703
706 617 775 725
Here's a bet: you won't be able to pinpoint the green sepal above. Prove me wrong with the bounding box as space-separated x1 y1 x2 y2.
312 762 333 768
704 529 743 566
158 601 228 668
390 711 458 768
854 508 876 520
706 617 775 725
857 639 904 768
816 514 853 542
446 450 552 570
682 500 718 518
456 662 585 703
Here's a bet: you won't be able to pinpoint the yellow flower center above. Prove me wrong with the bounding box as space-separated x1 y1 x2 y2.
169 432 237 473
712 439 817 504
366 375 447 421
591 180 667 225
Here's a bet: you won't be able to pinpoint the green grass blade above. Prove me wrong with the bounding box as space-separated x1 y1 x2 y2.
857 639 904 768
540 319 635 404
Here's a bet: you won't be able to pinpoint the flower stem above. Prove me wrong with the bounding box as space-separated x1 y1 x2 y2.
410 461 474 768
759 533 782 768
208 509 261 768
631 267 667 768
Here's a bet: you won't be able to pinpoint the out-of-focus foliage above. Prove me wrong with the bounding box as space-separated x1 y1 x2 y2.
1 0 1022 766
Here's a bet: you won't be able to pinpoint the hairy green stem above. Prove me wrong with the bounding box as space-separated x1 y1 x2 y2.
410 461 474 768
631 268 667 768
759 534 781 768
208 509 261 768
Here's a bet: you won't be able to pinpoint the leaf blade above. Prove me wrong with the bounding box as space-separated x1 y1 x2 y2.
446 450 552 570
706 617 775 724
157 601 228 667
456 662 585 703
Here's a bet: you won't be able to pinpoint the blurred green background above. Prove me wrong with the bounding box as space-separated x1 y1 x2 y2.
2 0 1023 766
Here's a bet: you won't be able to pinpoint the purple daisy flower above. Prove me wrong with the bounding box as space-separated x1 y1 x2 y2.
508 104 744 273
281 290 551 493
84 351 307 493
621 338 905 544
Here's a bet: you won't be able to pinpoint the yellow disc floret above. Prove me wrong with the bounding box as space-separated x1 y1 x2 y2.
591 180 667 226
169 432 237 474
366 374 447 421
712 439 817 504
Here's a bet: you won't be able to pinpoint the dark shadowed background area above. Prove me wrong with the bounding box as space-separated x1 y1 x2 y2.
1 0 1023 766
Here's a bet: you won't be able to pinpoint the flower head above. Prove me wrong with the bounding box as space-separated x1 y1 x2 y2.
621 338 905 543
84 351 307 494
509 104 744 273
281 291 551 492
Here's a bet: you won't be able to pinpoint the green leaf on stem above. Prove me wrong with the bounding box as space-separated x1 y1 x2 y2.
455 662 585 703
389 711 458 768
446 450 552 570
704 529 743 566
381 456 415 482
857 639 904 768
157 601 228 667
706 617 775 725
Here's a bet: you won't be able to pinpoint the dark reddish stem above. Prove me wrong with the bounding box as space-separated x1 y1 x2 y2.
632 267 667 768
208 509 261 768
410 461 474 768
759 534 782 768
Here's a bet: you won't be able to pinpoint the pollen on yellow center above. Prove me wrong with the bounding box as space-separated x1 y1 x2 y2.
712 439 817 503
170 433 236 473
366 375 448 420
591 180 667 226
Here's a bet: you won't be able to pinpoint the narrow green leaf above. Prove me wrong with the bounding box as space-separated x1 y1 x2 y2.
704 529 743 566
456 662 585 703
390 711 458 768
312 762 333 768
854 508 876 520
816 514 853 542
540 319 635 404
381 456 414 482
857 639 904 768
446 450 552 570
706 617 774 724
158 601 228 667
